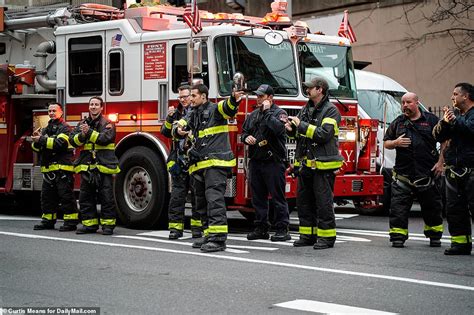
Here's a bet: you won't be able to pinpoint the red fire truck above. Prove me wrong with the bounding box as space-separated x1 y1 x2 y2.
0 2 383 228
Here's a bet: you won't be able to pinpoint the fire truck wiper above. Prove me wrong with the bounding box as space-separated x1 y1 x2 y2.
328 92 350 113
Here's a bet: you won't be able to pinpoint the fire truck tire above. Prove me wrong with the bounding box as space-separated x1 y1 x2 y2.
115 146 168 229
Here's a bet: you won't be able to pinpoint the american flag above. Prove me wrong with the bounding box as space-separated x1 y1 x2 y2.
111 34 122 47
183 0 202 34
338 10 356 43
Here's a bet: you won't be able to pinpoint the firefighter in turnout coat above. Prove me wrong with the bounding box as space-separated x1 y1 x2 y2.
32 103 78 231
70 96 120 235
286 77 344 250
175 84 244 252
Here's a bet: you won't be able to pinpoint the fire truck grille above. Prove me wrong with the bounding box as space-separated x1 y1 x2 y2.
352 180 363 192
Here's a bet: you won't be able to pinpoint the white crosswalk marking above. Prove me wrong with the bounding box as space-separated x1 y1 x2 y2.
274 300 397 314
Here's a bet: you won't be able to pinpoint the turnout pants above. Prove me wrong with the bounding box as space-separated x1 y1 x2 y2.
249 159 289 230
168 172 201 236
389 179 443 242
79 171 116 229
40 171 78 225
192 167 228 242
444 169 474 246
297 167 336 243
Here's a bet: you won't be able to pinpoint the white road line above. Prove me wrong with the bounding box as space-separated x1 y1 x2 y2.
135 232 278 251
114 235 248 254
338 229 450 243
1 230 473 292
0 215 38 221
274 300 397 314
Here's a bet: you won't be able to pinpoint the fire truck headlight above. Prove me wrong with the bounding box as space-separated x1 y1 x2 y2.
108 113 119 123
339 130 356 142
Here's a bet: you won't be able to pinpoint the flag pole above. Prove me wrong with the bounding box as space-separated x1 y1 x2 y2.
189 0 194 85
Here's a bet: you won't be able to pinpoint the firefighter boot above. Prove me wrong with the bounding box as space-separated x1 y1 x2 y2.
59 224 77 232
169 230 183 240
271 226 291 242
76 226 98 234
247 226 269 240
34 221 55 230
293 236 316 247
444 243 472 255
192 237 208 248
313 238 335 250
200 241 226 252
391 240 405 248
102 227 114 235
429 238 442 247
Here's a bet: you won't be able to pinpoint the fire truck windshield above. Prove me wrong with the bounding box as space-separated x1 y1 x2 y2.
298 43 356 99
215 35 298 96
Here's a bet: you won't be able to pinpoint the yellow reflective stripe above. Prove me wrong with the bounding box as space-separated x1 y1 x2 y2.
41 164 74 173
188 159 236 174
96 165 120 174
208 225 228 233
227 98 235 110
89 130 100 143
299 226 314 235
322 117 339 136
41 213 57 220
198 125 229 138
100 218 116 226
218 101 232 119
167 160 176 170
73 133 84 146
178 119 187 126
169 222 184 230
294 160 301 167
32 143 40 152
82 218 99 226
46 137 54 149
424 224 444 233
74 165 93 173
317 229 336 237
164 120 172 130
451 235 471 244
306 124 316 139
84 143 115 150
302 159 343 170
390 228 408 235
203 228 209 236
63 213 79 220
190 219 202 227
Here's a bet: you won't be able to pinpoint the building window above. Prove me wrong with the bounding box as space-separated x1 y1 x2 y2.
108 50 123 95
68 36 102 97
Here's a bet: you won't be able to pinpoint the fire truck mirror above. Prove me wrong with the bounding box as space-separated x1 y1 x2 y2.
187 40 202 74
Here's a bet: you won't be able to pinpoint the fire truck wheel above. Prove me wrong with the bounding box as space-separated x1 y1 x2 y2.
115 146 168 229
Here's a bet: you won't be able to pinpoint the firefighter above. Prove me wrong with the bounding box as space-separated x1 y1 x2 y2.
32 102 78 231
161 85 202 240
241 84 290 241
175 84 244 252
70 96 120 235
285 77 343 249
384 92 444 248
433 83 474 255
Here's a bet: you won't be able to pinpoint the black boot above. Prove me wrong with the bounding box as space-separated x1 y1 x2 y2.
102 227 114 235
247 226 269 240
33 221 55 230
391 240 405 248
59 224 77 232
192 237 208 248
313 238 335 250
271 227 291 242
429 238 441 247
76 226 98 234
169 230 183 240
201 241 226 252
444 244 472 255
293 237 316 247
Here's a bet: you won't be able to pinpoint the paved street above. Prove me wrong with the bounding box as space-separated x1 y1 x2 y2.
0 209 472 315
